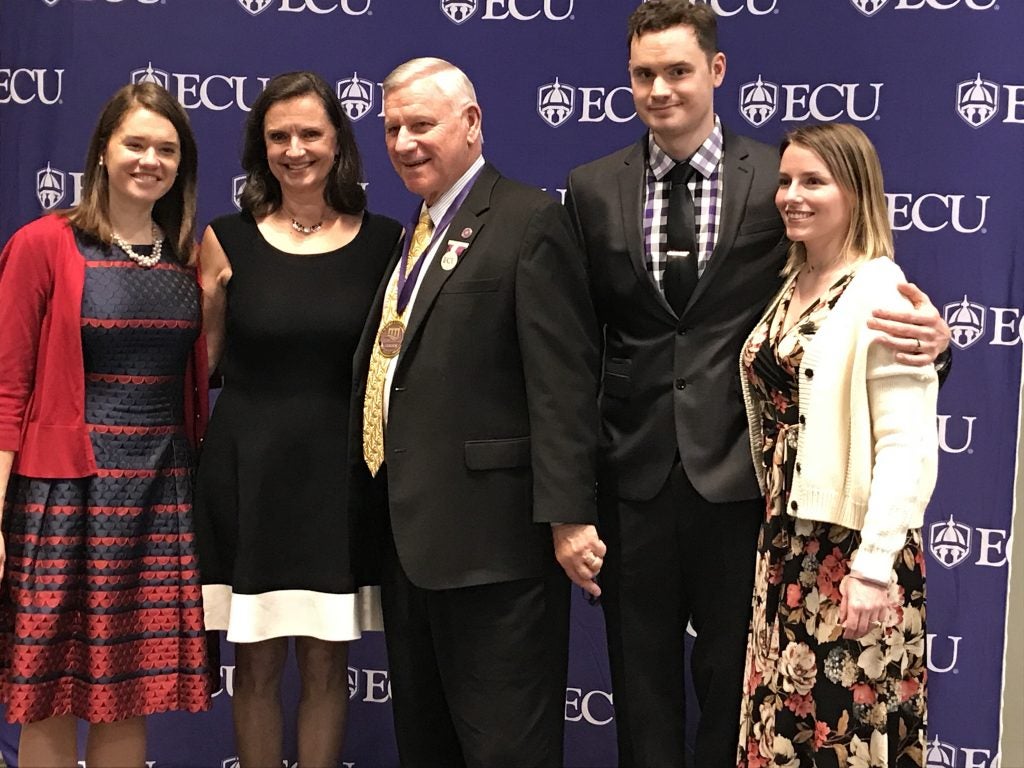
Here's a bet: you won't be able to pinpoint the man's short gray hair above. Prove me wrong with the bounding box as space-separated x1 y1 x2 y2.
382 58 478 108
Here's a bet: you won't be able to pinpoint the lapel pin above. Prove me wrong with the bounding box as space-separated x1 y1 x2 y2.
441 240 469 271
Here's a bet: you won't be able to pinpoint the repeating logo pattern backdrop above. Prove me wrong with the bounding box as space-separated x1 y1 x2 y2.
1 1 1021 766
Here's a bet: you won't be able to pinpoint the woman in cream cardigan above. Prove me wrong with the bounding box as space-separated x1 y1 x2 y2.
735 123 937 768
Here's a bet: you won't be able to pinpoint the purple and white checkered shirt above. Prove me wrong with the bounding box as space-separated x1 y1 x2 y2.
643 117 724 294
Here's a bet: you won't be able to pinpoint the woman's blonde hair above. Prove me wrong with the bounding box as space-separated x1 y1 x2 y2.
780 123 894 275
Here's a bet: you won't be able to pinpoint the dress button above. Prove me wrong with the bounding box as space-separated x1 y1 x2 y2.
675 378 687 390
795 462 801 473
791 500 799 511
804 368 814 378
799 415 806 425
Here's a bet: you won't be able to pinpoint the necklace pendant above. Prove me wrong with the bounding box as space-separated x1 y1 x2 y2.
291 218 323 235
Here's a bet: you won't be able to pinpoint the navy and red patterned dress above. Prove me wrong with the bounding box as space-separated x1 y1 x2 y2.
0 233 210 724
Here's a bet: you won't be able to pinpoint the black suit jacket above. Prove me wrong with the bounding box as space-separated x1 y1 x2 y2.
349 163 600 591
565 129 788 505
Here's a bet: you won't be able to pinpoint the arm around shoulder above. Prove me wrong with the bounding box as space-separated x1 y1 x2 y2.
198 225 233 373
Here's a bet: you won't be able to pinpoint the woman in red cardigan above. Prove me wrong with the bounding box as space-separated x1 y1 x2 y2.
0 83 210 767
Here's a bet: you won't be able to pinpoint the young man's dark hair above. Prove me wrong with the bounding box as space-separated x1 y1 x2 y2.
626 0 719 58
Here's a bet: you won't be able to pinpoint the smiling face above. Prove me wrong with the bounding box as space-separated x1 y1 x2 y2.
383 76 481 206
776 143 852 259
263 94 338 199
629 24 725 158
102 106 180 213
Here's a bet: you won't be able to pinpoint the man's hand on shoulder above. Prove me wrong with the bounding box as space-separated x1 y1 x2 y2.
552 523 606 598
868 281 951 365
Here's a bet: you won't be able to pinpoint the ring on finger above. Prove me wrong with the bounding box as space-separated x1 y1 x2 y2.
914 338 922 353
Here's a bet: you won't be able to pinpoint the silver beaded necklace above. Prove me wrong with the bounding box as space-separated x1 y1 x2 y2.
290 218 323 235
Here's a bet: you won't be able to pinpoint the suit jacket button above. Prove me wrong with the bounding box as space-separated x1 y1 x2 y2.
675 378 686 390
678 326 689 336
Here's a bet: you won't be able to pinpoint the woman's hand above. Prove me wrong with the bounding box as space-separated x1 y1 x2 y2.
839 574 889 640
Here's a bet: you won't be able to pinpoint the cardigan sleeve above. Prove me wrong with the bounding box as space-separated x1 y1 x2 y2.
852 284 939 582
0 222 55 451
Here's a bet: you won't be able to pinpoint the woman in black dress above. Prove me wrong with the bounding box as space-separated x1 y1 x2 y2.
0 83 210 767
194 71 401 767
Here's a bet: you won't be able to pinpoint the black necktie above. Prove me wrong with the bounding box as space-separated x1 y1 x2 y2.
664 161 698 315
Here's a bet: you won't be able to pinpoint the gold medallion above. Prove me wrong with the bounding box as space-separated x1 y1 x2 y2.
378 319 406 358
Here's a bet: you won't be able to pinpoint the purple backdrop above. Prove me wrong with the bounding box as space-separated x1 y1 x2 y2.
1 0 1020 766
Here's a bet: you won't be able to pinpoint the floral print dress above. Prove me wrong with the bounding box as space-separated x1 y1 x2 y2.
736 272 927 768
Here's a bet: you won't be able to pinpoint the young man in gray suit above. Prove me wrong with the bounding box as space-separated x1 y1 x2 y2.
564 3 951 766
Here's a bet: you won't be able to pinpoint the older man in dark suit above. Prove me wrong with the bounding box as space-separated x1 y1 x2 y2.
565 3 951 767
350 57 605 768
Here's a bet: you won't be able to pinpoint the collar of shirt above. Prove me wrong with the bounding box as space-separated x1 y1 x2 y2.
646 116 724 180
424 155 486 228
641 116 725 289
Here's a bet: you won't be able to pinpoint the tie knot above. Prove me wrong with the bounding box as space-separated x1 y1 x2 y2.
668 161 696 186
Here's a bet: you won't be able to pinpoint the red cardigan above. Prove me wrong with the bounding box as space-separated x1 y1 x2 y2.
0 215 209 479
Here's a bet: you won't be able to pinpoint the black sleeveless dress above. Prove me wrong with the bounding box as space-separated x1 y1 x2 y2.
193 211 401 643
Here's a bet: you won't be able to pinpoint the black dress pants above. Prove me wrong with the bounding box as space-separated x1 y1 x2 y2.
380 521 570 768
599 461 763 768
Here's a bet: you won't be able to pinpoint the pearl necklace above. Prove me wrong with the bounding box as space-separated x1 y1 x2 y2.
112 225 163 268
290 218 323 235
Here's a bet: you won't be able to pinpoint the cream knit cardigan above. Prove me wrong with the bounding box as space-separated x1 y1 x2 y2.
740 256 939 583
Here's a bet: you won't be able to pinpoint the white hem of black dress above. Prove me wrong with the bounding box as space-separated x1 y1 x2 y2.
202 584 382 643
